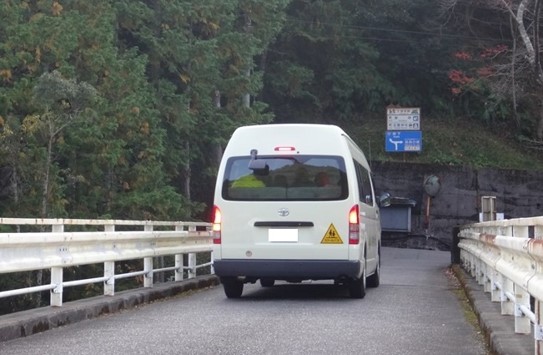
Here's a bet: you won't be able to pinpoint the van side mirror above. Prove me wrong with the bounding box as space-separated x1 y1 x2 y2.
379 193 391 207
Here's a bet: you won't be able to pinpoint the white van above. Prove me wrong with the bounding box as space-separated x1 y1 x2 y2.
211 124 389 298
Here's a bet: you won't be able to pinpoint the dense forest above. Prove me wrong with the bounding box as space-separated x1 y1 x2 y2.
1 0 543 221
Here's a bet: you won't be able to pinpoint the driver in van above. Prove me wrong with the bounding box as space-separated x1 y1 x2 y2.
314 171 331 187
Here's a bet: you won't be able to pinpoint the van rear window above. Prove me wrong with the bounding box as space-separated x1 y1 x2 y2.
222 155 348 201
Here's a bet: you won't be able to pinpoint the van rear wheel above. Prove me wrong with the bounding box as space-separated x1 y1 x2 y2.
221 277 243 298
348 268 366 299
367 250 381 288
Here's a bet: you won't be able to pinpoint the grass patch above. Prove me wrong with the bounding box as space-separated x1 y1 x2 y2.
448 265 494 355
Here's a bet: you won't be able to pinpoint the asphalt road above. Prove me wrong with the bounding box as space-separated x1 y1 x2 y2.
0 247 488 355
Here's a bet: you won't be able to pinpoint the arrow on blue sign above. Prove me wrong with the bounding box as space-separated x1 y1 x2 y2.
385 131 422 152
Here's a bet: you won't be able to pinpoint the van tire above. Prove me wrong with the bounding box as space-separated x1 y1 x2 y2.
367 250 380 288
260 278 275 287
221 277 243 298
348 267 366 299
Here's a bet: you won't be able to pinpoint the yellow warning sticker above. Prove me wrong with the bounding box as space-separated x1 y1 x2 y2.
320 223 343 244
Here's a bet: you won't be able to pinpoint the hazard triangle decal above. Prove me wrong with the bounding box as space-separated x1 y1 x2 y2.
320 223 343 244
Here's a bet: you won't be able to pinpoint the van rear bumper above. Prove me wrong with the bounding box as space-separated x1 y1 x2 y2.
213 259 361 280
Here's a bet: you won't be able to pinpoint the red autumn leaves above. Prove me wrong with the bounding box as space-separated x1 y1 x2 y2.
448 45 508 95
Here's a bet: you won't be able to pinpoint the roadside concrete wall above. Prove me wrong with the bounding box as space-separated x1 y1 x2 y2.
371 161 543 250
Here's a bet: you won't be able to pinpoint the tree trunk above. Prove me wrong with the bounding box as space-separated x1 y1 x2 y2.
183 141 191 201
214 90 223 166
534 0 543 139
41 135 53 218
534 0 543 81
243 11 252 108
538 99 543 140
515 0 536 66
510 15 520 127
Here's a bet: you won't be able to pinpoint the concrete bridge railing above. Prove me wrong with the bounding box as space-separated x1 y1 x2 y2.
458 216 543 355
0 218 213 309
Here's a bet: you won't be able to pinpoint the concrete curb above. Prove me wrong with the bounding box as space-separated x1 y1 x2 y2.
453 267 534 355
0 275 220 343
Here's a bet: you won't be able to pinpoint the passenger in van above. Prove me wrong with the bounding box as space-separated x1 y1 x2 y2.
231 174 265 188
314 172 331 187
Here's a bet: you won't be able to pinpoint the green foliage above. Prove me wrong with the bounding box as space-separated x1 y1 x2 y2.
263 0 453 122
1 0 542 222
0 0 292 220
33 71 97 113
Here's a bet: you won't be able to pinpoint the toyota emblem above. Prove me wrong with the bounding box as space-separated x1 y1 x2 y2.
278 208 289 217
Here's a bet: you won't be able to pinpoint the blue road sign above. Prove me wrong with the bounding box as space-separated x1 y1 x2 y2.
385 131 422 152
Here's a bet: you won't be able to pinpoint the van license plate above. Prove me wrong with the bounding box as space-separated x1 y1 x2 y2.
268 229 298 243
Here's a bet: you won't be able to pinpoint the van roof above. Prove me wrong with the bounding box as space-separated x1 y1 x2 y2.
224 124 365 160
234 123 346 134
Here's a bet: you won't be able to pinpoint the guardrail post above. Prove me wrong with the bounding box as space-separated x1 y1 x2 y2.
491 271 501 302
501 277 514 316
483 263 492 293
175 254 184 281
175 225 185 281
514 285 532 334
104 224 116 296
145 225 163 283
471 253 477 278
50 267 63 307
475 256 483 285
187 225 197 279
465 252 474 277
144 257 153 288
464 252 470 275
188 253 196 279
104 261 115 296
51 224 65 307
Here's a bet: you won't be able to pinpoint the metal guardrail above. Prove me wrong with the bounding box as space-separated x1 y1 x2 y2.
458 216 543 355
0 218 213 308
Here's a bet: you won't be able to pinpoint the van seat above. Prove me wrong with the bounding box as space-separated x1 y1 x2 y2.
228 187 287 199
315 186 342 199
287 187 317 199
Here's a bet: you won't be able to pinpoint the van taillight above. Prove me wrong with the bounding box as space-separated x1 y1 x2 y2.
348 205 360 245
212 205 222 244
